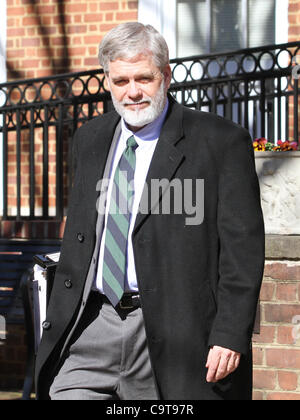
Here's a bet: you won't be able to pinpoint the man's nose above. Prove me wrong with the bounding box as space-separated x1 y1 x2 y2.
128 81 142 99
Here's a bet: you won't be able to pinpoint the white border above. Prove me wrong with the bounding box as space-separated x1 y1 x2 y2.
0 0 6 217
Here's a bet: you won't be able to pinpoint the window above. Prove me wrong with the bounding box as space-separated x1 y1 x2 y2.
176 0 276 57
138 0 287 59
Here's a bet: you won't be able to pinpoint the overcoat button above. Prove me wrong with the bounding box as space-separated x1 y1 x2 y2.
42 321 51 330
77 233 84 243
64 279 72 289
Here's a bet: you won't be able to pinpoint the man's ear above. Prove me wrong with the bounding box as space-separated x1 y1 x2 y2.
163 64 172 90
104 72 111 91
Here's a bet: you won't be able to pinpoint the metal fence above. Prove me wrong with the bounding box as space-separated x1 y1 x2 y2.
0 41 300 221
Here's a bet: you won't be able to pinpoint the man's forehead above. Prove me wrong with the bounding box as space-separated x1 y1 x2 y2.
108 54 159 74
112 52 153 64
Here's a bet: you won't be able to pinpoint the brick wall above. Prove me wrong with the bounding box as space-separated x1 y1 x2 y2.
6 0 138 80
289 0 300 42
252 237 300 400
3 0 138 230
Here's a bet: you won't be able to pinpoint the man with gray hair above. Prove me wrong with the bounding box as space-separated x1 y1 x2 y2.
35 22 265 400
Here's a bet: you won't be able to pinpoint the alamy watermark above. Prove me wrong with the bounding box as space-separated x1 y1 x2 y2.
96 175 204 226
292 56 300 80
0 315 6 340
292 315 300 344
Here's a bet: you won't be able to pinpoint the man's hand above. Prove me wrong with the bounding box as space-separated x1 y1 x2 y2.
206 345 241 383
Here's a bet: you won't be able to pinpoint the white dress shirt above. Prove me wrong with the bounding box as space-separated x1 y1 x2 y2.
94 100 169 293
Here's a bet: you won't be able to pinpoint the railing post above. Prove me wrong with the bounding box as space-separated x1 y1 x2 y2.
43 105 49 219
260 79 266 138
29 107 35 219
226 81 233 121
293 76 299 144
244 80 249 130
16 109 21 220
277 77 282 142
2 111 7 219
56 103 64 221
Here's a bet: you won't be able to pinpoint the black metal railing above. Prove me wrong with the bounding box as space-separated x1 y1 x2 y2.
0 69 112 220
0 41 300 221
169 41 300 142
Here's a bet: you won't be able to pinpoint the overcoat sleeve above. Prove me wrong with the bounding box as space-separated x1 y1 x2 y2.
208 128 265 355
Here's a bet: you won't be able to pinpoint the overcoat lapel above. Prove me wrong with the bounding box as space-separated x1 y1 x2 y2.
83 112 121 230
134 98 185 234
88 112 120 184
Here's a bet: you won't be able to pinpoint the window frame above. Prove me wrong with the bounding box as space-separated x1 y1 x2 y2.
178 0 276 56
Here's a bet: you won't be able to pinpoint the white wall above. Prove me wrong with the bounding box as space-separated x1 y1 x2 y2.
138 0 177 59
0 0 6 217
276 0 289 45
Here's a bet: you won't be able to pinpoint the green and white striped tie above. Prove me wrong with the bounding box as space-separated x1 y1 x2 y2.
102 136 138 307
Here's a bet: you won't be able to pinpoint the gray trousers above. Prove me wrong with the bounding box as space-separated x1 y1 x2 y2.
49 292 158 400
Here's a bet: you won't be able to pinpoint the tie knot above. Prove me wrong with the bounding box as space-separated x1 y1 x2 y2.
127 135 138 150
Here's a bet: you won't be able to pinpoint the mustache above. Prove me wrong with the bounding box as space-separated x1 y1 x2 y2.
121 99 152 106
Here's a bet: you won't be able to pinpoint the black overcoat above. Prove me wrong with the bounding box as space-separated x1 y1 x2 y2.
35 97 265 400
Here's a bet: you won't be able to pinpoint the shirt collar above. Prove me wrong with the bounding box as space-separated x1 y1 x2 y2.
121 98 169 143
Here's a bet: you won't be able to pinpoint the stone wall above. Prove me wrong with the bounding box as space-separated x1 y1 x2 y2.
255 152 300 235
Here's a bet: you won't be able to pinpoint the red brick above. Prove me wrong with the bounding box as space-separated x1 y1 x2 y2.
278 371 299 391
7 28 25 36
99 2 119 11
253 370 277 390
69 47 87 57
116 11 138 21
99 23 117 33
84 14 103 23
260 281 275 301
65 3 87 13
264 303 300 323
21 38 40 47
252 346 264 366
289 3 300 13
51 37 66 46
7 49 25 58
22 16 38 26
264 263 300 281
22 59 40 68
252 390 264 400
267 392 300 400
84 35 101 44
84 57 99 66
128 1 138 10
277 326 296 345
276 283 298 301
253 325 276 344
266 348 300 369
67 25 87 34
37 5 56 14
7 7 25 16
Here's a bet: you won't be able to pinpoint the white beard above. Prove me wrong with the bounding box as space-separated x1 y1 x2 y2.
110 80 166 129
